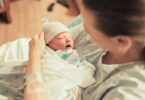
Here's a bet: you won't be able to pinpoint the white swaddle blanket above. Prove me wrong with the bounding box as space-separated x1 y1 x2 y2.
25 47 96 100
0 38 96 100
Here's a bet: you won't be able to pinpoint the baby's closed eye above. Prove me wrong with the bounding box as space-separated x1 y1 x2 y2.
57 37 64 39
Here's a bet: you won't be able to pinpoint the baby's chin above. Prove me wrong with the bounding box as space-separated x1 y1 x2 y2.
65 47 73 50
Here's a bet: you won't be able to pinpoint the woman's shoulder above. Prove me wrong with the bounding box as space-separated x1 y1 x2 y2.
120 62 145 81
108 62 145 81
106 62 145 92
118 61 145 76
82 62 145 100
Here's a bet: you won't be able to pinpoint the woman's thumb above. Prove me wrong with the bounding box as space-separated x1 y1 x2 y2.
39 32 44 40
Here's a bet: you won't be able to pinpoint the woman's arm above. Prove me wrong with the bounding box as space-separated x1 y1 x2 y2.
24 32 48 100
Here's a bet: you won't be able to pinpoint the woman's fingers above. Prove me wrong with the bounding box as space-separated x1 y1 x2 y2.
39 32 45 40
34 33 39 39
23 67 30 74
23 67 27 73
29 32 45 60
33 32 44 41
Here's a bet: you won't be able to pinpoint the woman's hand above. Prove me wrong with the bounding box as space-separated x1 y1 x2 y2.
24 32 45 74
24 32 48 100
29 32 45 60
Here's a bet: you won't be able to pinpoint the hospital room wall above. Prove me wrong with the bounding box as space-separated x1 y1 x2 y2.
0 0 75 45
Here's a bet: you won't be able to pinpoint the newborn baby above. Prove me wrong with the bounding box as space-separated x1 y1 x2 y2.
43 20 80 66
25 19 96 100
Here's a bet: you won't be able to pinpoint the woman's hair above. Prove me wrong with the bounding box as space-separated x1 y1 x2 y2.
82 0 145 61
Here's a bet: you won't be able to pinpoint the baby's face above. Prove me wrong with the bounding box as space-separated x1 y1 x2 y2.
46 32 74 50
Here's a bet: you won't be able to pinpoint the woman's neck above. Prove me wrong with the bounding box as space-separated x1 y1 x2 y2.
103 50 142 64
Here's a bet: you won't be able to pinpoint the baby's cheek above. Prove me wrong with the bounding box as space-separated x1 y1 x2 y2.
57 43 66 49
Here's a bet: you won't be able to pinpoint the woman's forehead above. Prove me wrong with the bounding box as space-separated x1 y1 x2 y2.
82 13 98 33
81 6 96 26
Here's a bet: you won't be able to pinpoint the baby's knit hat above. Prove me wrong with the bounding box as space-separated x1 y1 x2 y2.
42 18 70 43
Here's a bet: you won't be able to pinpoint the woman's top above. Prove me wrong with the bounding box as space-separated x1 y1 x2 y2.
70 22 145 100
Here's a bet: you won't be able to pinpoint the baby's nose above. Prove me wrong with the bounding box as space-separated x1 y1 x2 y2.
66 38 71 42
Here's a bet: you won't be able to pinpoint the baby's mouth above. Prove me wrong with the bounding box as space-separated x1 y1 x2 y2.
46 44 49 47
66 44 72 49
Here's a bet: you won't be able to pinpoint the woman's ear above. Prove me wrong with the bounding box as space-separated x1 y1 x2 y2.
115 35 132 53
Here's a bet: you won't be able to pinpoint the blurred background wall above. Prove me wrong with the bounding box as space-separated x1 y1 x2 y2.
0 0 79 44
